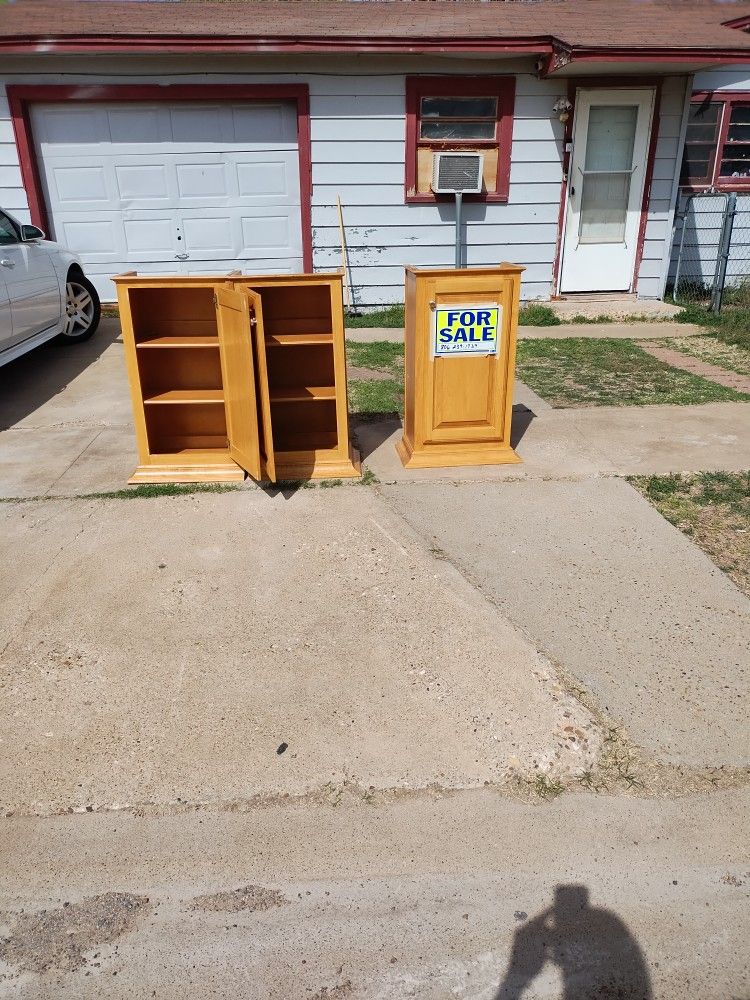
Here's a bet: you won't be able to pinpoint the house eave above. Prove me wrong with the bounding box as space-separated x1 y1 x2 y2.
0 35 553 56
542 45 750 77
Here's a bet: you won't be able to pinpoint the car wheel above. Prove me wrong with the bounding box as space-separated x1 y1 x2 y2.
59 274 101 344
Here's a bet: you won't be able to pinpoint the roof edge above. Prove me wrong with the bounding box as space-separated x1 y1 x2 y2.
0 34 553 55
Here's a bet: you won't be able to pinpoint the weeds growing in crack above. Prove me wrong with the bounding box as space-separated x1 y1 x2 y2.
532 774 565 800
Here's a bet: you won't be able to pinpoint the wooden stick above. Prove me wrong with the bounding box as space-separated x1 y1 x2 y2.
336 195 351 309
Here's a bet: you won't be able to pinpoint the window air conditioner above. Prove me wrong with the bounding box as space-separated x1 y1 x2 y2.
431 152 484 195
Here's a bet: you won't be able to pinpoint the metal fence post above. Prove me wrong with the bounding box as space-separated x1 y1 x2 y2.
711 192 737 313
672 198 690 304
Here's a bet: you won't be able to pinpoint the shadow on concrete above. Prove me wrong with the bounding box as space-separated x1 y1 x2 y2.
349 404 535 464
351 414 402 462
0 320 121 430
495 884 652 1000
510 404 535 450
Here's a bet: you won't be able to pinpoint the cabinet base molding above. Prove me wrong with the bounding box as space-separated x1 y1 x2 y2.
128 462 245 484
272 444 362 481
396 436 520 469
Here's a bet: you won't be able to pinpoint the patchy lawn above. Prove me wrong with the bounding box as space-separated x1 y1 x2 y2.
664 334 750 378
346 340 404 416
630 471 750 596
346 341 404 376
515 337 750 407
675 302 750 351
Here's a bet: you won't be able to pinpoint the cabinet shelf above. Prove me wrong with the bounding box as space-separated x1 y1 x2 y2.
144 389 224 404
137 336 220 348
116 274 360 483
265 333 334 347
270 386 336 403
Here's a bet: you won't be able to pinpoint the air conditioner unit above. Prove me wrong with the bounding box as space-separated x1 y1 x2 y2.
431 152 484 195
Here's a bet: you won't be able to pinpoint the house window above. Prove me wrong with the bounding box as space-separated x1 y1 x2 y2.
405 77 515 203
680 94 750 189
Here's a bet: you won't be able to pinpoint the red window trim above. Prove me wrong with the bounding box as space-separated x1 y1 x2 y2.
405 76 515 205
681 90 750 193
6 84 313 272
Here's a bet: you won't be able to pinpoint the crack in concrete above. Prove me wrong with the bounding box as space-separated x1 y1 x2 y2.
4 765 749 821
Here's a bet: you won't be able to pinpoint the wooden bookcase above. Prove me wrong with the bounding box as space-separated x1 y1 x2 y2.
114 272 360 484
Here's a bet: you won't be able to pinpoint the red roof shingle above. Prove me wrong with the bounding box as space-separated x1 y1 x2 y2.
2 0 750 57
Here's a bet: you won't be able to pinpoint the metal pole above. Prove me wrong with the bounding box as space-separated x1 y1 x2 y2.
711 192 736 313
455 191 463 268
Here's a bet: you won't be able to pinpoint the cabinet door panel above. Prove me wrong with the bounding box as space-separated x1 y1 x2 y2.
421 277 509 445
245 289 276 483
215 285 262 479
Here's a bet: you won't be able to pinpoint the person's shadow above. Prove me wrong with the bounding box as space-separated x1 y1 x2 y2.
495 884 652 999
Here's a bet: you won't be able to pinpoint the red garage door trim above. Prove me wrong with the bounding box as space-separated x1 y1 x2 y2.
7 83 313 273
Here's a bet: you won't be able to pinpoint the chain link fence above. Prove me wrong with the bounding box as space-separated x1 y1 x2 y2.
669 192 750 312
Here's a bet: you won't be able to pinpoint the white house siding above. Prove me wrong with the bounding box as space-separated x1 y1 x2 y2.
0 55 686 305
668 65 750 292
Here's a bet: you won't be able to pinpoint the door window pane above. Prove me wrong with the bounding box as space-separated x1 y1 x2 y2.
579 106 638 244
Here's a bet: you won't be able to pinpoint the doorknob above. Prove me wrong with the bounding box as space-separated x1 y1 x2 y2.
0 259 15 268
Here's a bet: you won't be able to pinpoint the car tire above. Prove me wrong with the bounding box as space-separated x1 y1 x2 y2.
58 273 101 344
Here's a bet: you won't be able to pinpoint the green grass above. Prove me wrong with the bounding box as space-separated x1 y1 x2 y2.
568 313 614 325
346 340 404 416
74 482 240 500
346 340 404 376
345 304 404 328
532 774 565 799
518 303 561 327
630 471 750 595
349 378 403 416
675 301 750 351
516 337 750 407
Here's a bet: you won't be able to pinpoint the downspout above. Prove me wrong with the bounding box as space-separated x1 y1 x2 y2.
657 74 693 301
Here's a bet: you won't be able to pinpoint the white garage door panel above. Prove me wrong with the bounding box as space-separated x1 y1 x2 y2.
32 101 303 300
42 153 298 211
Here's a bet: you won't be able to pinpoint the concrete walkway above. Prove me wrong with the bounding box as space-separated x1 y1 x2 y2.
356 399 750 485
381 477 750 767
0 318 748 997
346 321 706 343
1 321 747 498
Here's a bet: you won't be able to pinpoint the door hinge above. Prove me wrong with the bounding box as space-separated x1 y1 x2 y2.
213 294 218 307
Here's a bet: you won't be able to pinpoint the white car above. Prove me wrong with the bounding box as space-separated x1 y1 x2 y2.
0 207 100 367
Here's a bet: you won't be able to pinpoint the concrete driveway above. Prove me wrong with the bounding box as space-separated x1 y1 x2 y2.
0 322 748 998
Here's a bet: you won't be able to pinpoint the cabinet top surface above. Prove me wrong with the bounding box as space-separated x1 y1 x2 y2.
112 271 344 287
406 264 525 277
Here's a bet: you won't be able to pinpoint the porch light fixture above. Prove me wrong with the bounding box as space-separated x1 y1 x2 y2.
553 98 573 123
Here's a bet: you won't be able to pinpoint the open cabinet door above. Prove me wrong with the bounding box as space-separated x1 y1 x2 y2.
214 286 262 480
244 289 276 483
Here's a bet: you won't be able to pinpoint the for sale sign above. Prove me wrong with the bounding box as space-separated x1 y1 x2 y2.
433 304 501 357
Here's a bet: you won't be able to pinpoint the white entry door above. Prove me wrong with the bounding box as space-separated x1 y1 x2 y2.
560 89 655 293
32 102 303 301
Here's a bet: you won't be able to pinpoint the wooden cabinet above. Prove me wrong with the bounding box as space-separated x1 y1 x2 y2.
397 264 524 468
115 272 360 484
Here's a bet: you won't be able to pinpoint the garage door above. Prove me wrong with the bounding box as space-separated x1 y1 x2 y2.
32 102 303 300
